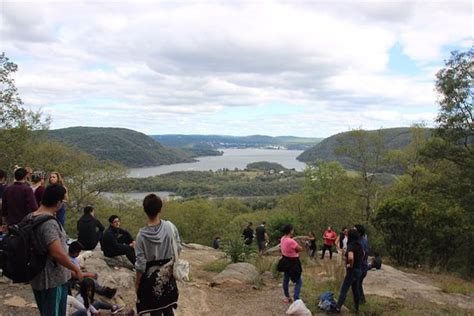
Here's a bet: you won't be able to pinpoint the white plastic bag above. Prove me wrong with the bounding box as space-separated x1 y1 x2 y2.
286 299 312 316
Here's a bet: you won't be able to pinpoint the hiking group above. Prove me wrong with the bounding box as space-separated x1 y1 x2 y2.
243 221 373 314
0 167 182 316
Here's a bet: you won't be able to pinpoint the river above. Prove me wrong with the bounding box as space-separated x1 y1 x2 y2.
128 148 306 178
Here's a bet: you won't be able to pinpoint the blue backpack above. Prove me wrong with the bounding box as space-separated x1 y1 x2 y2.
318 291 337 312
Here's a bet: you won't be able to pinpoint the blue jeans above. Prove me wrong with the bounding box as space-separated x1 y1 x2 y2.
336 268 361 312
283 272 302 300
33 283 68 316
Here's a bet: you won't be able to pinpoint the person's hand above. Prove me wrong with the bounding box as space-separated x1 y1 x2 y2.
76 269 84 282
130 241 136 248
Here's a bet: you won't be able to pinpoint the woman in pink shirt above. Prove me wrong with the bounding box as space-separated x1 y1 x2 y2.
279 224 303 303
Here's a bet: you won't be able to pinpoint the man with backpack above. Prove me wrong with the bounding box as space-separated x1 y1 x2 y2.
27 184 83 315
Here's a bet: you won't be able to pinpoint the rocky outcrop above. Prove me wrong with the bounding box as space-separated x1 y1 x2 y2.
211 263 259 286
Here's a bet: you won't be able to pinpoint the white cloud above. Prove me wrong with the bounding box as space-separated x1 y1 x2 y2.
1 0 471 136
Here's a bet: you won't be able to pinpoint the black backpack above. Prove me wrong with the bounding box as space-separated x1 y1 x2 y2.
0 215 57 283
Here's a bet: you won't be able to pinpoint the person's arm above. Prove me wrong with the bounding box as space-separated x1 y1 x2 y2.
347 251 354 268
295 241 303 253
96 219 105 232
63 186 69 203
135 271 143 294
48 240 83 281
134 235 146 292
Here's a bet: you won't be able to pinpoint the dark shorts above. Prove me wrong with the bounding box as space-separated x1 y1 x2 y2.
257 240 266 251
33 283 68 316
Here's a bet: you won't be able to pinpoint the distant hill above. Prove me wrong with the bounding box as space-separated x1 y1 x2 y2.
46 127 194 167
151 134 322 150
297 127 433 171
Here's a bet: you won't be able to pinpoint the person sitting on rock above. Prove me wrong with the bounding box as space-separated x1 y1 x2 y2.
67 278 124 315
101 215 136 265
68 241 117 299
77 206 105 251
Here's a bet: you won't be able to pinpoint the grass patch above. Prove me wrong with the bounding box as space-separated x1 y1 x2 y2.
203 258 230 273
250 255 278 274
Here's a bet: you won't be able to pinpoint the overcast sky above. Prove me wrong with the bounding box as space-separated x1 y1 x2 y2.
1 0 472 137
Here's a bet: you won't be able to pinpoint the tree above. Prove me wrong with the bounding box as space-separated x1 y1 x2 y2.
435 49 473 148
0 53 50 173
336 129 387 224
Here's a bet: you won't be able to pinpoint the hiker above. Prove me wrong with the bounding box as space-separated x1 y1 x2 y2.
1 167 38 226
321 226 337 259
355 224 369 304
48 172 68 227
32 171 46 206
77 206 105 250
279 224 303 304
28 184 83 316
213 236 221 249
335 227 348 258
67 278 124 315
368 252 382 270
306 231 317 259
255 221 269 255
135 193 181 316
333 228 364 313
68 241 117 299
0 169 7 230
242 222 254 245
101 215 136 265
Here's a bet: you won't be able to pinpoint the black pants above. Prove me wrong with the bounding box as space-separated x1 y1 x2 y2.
107 244 136 265
321 244 333 259
150 306 174 316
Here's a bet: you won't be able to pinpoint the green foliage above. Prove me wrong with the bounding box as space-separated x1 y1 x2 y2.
0 53 50 174
46 127 195 167
435 49 473 147
246 161 287 172
373 198 425 266
203 258 230 273
266 209 296 245
164 199 232 246
221 228 253 263
102 170 305 198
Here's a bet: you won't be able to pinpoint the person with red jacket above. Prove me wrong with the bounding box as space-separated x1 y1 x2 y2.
321 226 337 259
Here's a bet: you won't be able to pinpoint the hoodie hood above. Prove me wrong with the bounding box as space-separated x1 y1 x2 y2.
138 220 173 245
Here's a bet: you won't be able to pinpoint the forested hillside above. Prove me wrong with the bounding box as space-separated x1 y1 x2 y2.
46 127 194 167
298 127 432 172
151 134 322 150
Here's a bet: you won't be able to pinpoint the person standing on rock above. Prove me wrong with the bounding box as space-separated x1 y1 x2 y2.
256 221 268 255
279 224 303 304
48 172 68 227
355 224 369 304
321 226 337 259
1 167 38 226
28 184 83 316
334 228 364 313
135 193 181 316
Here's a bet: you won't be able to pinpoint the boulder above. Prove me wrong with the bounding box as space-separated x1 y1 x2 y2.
183 243 216 251
211 262 259 286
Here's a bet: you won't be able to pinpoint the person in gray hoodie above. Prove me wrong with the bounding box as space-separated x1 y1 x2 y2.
135 194 181 316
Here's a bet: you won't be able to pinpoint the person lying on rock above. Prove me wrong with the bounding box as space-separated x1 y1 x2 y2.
68 241 117 299
101 215 136 265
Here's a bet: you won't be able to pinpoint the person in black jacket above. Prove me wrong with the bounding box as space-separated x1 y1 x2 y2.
101 215 136 265
77 206 105 250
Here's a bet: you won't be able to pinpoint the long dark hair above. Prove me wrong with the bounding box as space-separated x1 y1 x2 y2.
79 278 96 308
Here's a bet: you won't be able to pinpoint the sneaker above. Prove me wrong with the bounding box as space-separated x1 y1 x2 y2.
283 297 293 304
111 305 125 314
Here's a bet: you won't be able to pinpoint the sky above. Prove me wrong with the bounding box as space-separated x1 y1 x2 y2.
1 0 472 137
